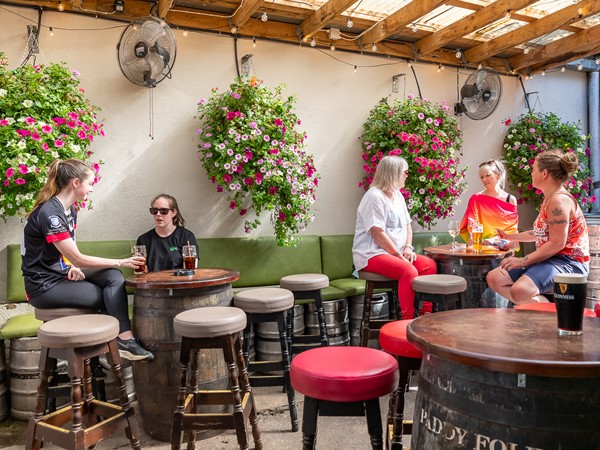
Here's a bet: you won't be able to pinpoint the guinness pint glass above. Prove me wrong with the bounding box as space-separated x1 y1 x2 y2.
553 273 587 336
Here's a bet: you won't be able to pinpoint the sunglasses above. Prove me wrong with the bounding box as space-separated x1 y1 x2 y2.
149 207 172 215
479 160 500 170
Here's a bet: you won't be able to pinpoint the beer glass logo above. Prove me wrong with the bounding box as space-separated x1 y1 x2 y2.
559 283 568 294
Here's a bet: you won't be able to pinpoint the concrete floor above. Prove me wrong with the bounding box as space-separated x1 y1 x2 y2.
0 383 416 449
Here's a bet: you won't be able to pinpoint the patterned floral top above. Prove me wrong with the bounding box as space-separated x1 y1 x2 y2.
533 192 589 263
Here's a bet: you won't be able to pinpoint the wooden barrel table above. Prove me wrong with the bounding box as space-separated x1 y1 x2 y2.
423 244 509 308
408 309 600 450
126 268 239 442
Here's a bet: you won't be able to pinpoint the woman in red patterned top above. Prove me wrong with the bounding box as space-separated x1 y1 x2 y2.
487 150 590 305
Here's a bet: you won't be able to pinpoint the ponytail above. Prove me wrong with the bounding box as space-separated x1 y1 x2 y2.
28 159 92 216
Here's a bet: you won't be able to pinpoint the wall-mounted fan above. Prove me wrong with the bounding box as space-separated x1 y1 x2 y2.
117 16 176 87
454 68 502 120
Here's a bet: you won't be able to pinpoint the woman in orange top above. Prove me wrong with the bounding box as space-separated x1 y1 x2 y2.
487 150 589 305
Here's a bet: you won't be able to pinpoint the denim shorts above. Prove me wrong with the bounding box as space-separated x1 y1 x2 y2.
507 254 589 294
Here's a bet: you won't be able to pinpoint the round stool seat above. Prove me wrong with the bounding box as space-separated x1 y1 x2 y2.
595 302 600 318
357 270 396 282
174 306 246 338
515 302 596 317
35 307 99 322
379 320 422 359
234 288 294 313
38 314 119 349
291 346 398 403
412 274 467 295
280 273 329 291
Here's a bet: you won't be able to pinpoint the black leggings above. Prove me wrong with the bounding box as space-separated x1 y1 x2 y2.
29 268 131 334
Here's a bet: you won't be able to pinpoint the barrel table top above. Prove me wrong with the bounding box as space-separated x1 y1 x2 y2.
126 267 239 290
423 244 509 260
408 308 600 378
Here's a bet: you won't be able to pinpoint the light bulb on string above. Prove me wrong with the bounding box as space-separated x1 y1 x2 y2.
346 17 353 28
253 37 256 48
477 63 483 70
49 27 54 36
353 65 357 73
371 43 377 52
523 47 530 55
231 26 238 34
330 44 335 51
577 62 583 71
455 49 461 59
183 30 189 37
595 57 600 65
310 38 316 47
261 12 268 22
411 24 417 33
541 70 545 76
561 66 566 72
437 64 442 72
57 1 64 11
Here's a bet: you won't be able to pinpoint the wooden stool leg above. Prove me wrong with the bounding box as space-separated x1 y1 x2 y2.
242 319 252 367
172 338 191 450
314 291 329 347
26 347 52 450
365 398 384 450
301 396 319 450
361 282 374 347
224 335 250 450
106 341 141 450
277 313 298 432
390 356 410 450
184 349 200 448
286 308 294 356
234 334 262 450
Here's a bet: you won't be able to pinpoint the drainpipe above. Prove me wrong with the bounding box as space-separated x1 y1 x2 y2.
589 71 599 212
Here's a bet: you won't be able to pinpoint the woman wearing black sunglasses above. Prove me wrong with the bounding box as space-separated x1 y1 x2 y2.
136 194 198 272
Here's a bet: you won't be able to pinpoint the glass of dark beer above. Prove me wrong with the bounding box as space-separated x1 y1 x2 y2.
554 273 587 336
132 245 148 275
182 244 198 270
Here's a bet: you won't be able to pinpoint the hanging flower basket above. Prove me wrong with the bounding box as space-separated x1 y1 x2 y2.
503 112 595 209
359 95 467 229
0 53 104 219
195 76 319 246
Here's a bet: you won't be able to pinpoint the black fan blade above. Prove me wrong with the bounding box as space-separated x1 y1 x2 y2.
460 83 478 99
151 42 170 66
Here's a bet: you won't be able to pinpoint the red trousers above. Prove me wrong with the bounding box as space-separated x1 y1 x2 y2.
364 253 437 319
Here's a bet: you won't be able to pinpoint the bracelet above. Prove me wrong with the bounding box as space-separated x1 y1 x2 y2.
402 245 415 252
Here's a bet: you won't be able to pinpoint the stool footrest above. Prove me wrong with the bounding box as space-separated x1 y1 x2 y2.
318 400 366 416
250 375 285 387
249 360 284 373
179 391 255 430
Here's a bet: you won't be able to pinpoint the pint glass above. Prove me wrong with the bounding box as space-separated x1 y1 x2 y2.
554 273 587 336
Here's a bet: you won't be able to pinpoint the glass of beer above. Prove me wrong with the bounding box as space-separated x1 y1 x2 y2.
132 245 148 275
182 244 198 270
554 273 587 336
471 223 484 252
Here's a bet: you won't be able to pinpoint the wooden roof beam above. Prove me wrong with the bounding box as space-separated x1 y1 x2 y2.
465 0 600 63
232 0 264 28
415 0 537 56
157 0 173 19
509 24 600 72
298 0 356 41
360 0 445 45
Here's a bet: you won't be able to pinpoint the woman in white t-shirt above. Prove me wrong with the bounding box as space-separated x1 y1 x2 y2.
352 155 437 319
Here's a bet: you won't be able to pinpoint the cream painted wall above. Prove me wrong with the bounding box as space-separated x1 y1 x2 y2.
0 7 589 299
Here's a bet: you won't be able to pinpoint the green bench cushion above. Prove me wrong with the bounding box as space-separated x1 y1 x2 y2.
0 313 41 339
329 278 366 297
198 235 322 288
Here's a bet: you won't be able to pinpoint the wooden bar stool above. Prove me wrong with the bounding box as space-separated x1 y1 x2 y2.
233 287 299 432
279 274 329 355
25 314 141 450
291 346 398 450
515 302 596 316
171 306 262 450
412 274 467 318
379 320 422 450
357 271 401 347
33 307 107 411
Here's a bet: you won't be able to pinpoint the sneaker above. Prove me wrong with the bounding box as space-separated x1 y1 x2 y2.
117 337 154 362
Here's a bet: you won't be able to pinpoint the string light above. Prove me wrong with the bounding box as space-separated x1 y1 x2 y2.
407 60 412 68
411 24 417 33
57 1 64 11
561 66 566 72
49 27 54 36
353 65 357 73
523 47 530 55
577 62 583 71
371 43 377 52
252 37 256 48
477 63 483 70
346 17 353 28
231 26 237 34
455 49 461 59
437 64 443 72
183 30 189 37
330 44 335 51
261 12 268 22
310 38 316 47
541 70 545 76
595 57 600 65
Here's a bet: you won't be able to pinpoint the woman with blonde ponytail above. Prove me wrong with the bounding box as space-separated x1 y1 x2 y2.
21 159 154 362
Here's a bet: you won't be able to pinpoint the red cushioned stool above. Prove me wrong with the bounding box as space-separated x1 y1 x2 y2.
515 302 596 316
379 320 422 450
290 346 398 450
